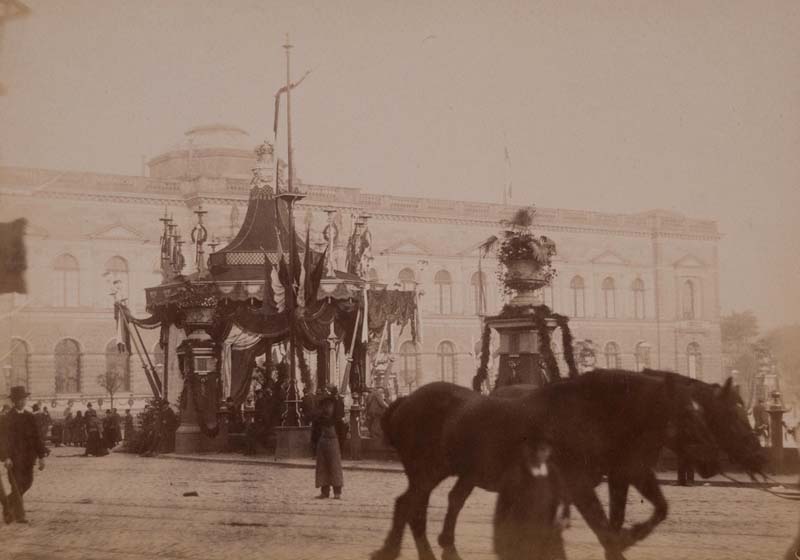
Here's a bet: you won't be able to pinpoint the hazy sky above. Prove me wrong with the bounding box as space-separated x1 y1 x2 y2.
1 1 798 329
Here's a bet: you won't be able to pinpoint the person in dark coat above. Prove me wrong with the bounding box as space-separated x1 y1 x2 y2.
62 409 74 446
32 404 47 446
311 397 344 499
102 410 116 450
0 386 47 523
75 410 87 447
111 408 122 445
493 439 569 560
327 386 347 452
123 409 134 442
83 409 108 457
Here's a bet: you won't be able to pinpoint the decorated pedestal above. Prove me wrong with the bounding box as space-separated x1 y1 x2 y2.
489 313 557 386
174 312 225 454
484 306 573 388
474 207 576 391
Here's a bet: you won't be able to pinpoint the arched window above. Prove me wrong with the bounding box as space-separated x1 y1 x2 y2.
397 268 416 292
569 276 586 318
602 277 616 318
9 339 30 390
53 254 80 307
434 270 453 315
682 280 696 319
632 278 645 320
105 256 129 303
470 271 487 315
437 341 457 383
635 342 651 372
604 342 621 369
399 341 420 390
367 268 380 283
105 340 131 392
55 339 81 393
687 342 702 379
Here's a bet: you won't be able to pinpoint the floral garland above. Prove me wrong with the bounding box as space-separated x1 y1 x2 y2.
474 304 578 389
553 313 578 377
472 322 493 392
535 312 560 382
296 345 313 390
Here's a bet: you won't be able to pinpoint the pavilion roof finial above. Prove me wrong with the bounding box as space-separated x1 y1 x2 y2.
250 140 275 194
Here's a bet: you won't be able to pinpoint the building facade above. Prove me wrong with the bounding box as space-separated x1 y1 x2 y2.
0 125 723 413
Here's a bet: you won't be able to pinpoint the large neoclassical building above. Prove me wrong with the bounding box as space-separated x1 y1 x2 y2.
0 124 722 412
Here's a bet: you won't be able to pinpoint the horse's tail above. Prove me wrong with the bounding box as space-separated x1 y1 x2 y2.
381 396 407 449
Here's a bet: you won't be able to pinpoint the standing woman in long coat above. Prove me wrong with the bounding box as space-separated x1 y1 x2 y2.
74 411 86 447
311 396 344 499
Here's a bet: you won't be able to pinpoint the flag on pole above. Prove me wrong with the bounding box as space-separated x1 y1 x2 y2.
274 223 292 312
298 223 313 308
113 304 130 353
261 249 278 314
361 286 369 344
0 219 27 295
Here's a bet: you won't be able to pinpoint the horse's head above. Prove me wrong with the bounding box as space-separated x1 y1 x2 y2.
701 378 767 477
662 376 722 479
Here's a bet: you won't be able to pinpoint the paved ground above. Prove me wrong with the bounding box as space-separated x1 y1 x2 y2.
1 447 797 560
167 452 800 488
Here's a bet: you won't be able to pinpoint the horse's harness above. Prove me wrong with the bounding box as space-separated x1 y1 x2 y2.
718 471 800 502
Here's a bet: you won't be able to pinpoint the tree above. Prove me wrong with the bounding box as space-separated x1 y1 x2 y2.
721 311 760 406
764 324 800 407
721 311 759 348
97 370 125 409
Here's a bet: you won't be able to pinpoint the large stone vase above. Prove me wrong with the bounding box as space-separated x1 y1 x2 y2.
504 258 548 307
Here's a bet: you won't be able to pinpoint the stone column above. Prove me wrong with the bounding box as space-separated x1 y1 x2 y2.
768 407 786 474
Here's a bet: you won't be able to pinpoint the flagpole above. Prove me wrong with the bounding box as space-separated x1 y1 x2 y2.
278 33 304 427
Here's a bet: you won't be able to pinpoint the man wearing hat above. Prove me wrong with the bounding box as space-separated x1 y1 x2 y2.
311 395 344 499
0 386 47 523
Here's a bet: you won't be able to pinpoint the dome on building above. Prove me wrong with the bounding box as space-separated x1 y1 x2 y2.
148 124 258 180
183 124 253 150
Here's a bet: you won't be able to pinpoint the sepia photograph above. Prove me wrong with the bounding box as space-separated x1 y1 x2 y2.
0 1 799 559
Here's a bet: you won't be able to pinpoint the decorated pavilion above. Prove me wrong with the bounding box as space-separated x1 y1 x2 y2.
115 138 417 454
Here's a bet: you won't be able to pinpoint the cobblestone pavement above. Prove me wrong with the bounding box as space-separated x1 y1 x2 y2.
1 447 796 560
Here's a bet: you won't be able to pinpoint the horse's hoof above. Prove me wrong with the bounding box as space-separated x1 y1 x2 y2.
369 548 400 560
442 547 463 560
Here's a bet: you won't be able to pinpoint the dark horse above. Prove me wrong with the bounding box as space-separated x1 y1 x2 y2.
496 369 766 549
373 371 722 560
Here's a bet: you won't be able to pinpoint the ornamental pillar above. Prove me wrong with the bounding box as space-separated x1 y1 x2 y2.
173 307 223 454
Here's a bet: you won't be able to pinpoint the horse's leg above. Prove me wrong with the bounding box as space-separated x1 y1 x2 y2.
607 473 630 532
625 470 668 546
407 487 437 560
437 477 474 560
571 485 627 560
371 485 417 560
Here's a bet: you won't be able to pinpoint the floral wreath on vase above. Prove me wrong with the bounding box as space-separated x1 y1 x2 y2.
495 206 557 296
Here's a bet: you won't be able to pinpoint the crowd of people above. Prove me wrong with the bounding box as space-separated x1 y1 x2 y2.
58 406 127 456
